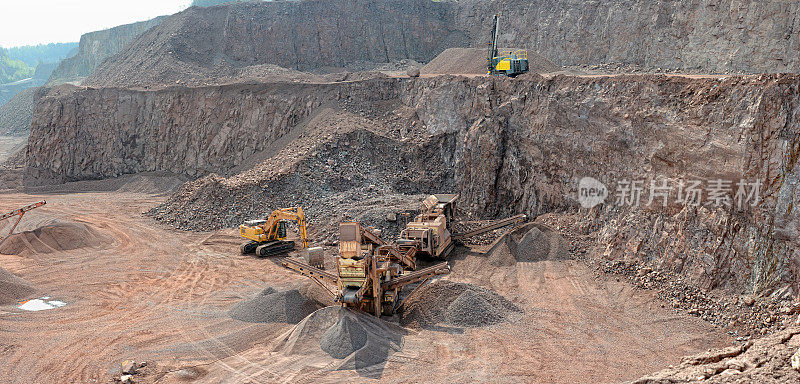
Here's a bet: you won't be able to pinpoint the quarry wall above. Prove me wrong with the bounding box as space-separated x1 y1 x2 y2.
460 0 800 73
47 16 166 85
80 0 800 86
26 73 800 293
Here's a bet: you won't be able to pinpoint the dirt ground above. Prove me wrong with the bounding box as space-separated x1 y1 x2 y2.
0 190 732 383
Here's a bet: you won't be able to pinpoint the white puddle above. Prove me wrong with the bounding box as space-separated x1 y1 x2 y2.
18 297 67 311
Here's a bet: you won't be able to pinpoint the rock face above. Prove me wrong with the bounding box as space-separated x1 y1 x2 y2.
457 0 800 73
47 16 165 85
78 0 800 85
84 0 468 87
26 73 800 294
634 327 800 383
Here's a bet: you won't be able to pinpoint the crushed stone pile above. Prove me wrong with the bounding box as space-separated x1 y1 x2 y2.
507 223 570 262
401 280 523 329
229 287 323 324
0 267 34 305
279 306 405 370
147 107 433 237
0 221 112 255
320 316 368 358
421 47 559 75
482 223 570 267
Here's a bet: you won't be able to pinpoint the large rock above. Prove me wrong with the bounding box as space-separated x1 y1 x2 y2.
635 327 800 382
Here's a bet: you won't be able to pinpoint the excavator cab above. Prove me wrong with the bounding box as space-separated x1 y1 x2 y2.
239 220 287 242
276 220 287 239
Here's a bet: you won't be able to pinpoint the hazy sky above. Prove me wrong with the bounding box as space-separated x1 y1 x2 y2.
0 0 193 48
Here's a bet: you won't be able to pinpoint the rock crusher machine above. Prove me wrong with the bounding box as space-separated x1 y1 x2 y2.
282 194 526 317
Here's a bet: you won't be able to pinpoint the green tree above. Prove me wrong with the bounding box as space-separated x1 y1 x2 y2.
0 48 33 84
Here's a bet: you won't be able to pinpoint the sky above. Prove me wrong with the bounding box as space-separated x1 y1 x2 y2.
0 0 193 48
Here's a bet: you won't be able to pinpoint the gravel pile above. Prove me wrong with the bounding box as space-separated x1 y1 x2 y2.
320 316 368 358
481 224 570 266
280 306 405 370
0 267 34 305
420 48 487 75
229 287 322 324
401 281 522 329
508 224 570 262
147 107 433 237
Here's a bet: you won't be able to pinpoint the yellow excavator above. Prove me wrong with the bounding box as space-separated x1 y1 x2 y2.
239 207 309 257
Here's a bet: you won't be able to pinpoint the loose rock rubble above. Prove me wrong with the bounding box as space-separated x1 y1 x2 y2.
601 259 799 340
229 287 323 324
633 327 800 383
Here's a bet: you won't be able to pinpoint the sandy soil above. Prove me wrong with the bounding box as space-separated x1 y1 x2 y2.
0 191 731 383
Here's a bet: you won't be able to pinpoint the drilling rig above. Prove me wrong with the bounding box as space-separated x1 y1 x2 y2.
487 13 529 77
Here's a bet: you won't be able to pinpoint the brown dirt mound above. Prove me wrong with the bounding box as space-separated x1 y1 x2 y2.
421 47 559 75
0 221 113 255
400 280 523 329
228 287 323 324
0 267 34 305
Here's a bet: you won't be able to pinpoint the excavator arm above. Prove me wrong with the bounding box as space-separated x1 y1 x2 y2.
264 207 309 248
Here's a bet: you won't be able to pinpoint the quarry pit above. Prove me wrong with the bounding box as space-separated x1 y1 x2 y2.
2 0 800 383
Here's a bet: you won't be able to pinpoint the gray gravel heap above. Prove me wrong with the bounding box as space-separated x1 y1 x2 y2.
229 287 322 324
320 315 368 358
401 280 522 329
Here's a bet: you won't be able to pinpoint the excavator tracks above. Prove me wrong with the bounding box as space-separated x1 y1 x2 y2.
240 240 295 257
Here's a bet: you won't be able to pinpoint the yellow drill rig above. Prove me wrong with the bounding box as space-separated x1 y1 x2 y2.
487 13 529 77
239 207 309 257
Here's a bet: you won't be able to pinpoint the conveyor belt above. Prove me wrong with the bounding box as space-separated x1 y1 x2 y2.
282 257 338 285
452 214 526 240
382 262 450 291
